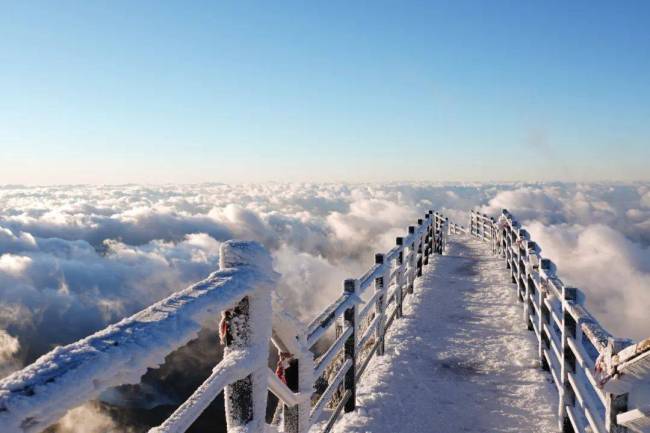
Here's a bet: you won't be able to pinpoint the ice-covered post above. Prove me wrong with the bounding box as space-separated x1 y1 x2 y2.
522 248 531 326
396 236 404 318
539 258 554 371
469 211 474 237
422 214 430 266
433 214 444 254
408 225 416 293
489 217 495 252
482 213 488 241
443 217 449 251
559 285 578 432
429 210 436 254
343 279 357 413
417 218 425 274
605 338 629 433
220 241 275 433
375 253 386 356
277 318 312 433
504 220 510 265
282 360 300 433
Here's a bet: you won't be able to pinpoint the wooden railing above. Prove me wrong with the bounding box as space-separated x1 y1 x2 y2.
0 210 449 433
470 209 650 433
305 210 448 433
0 241 280 433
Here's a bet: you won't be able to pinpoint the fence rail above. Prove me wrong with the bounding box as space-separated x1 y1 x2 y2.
470 209 650 433
0 209 449 433
0 241 279 433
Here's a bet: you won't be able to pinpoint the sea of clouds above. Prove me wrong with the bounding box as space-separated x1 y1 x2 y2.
0 182 649 430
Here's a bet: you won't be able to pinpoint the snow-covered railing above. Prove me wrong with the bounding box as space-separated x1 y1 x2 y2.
305 210 448 433
0 210 450 433
449 221 466 235
0 240 278 433
468 209 650 433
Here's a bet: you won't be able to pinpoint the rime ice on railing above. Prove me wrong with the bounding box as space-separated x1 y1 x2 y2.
0 240 279 433
470 209 650 433
0 210 450 433
306 210 448 433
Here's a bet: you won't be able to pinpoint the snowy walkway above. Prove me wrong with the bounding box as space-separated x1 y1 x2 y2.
329 234 558 433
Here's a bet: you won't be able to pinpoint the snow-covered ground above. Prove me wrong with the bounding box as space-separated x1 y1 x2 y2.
328 234 558 433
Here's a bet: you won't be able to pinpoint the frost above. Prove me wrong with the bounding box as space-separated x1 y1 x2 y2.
0 240 278 433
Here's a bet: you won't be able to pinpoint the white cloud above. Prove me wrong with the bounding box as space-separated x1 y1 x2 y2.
0 329 21 377
641 191 650 208
52 402 133 433
0 254 32 276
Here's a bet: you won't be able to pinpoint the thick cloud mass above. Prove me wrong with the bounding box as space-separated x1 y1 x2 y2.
481 183 650 339
1 182 649 383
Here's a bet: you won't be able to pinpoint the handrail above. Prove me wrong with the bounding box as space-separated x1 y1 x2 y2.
304 209 449 433
0 240 278 433
469 208 650 433
0 208 449 433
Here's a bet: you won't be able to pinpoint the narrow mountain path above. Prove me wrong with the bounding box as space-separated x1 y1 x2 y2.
327 234 558 433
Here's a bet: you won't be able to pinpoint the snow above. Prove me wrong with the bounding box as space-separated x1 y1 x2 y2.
326 234 558 433
150 343 266 433
0 240 278 433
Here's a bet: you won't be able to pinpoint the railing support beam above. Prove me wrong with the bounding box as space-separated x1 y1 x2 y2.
343 279 357 413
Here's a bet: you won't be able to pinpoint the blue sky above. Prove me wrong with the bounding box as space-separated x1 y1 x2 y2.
1 1 649 183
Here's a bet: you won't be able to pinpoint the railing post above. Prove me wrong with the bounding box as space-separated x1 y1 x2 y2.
539 259 552 371
223 298 255 427
559 286 578 432
343 279 357 413
469 211 474 237
523 250 531 328
605 338 629 433
375 254 386 356
220 242 274 433
481 214 487 241
490 217 496 253
440 217 449 254
283 358 300 432
219 241 272 433
396 236 404 319
417 218 425 273
422 215 430 266
428 210 436 254
503 220 508 257
408 226 416 293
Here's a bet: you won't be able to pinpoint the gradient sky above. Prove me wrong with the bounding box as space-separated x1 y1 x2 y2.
1 1 649 184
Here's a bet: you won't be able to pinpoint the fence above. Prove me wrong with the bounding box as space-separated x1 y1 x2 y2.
0 210 449 433
5 206 647 433
470 209 650 433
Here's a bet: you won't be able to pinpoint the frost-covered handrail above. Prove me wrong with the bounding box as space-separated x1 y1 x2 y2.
468 209 650 433
0 209 452 433
0 240 278 433
303 210 449 433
